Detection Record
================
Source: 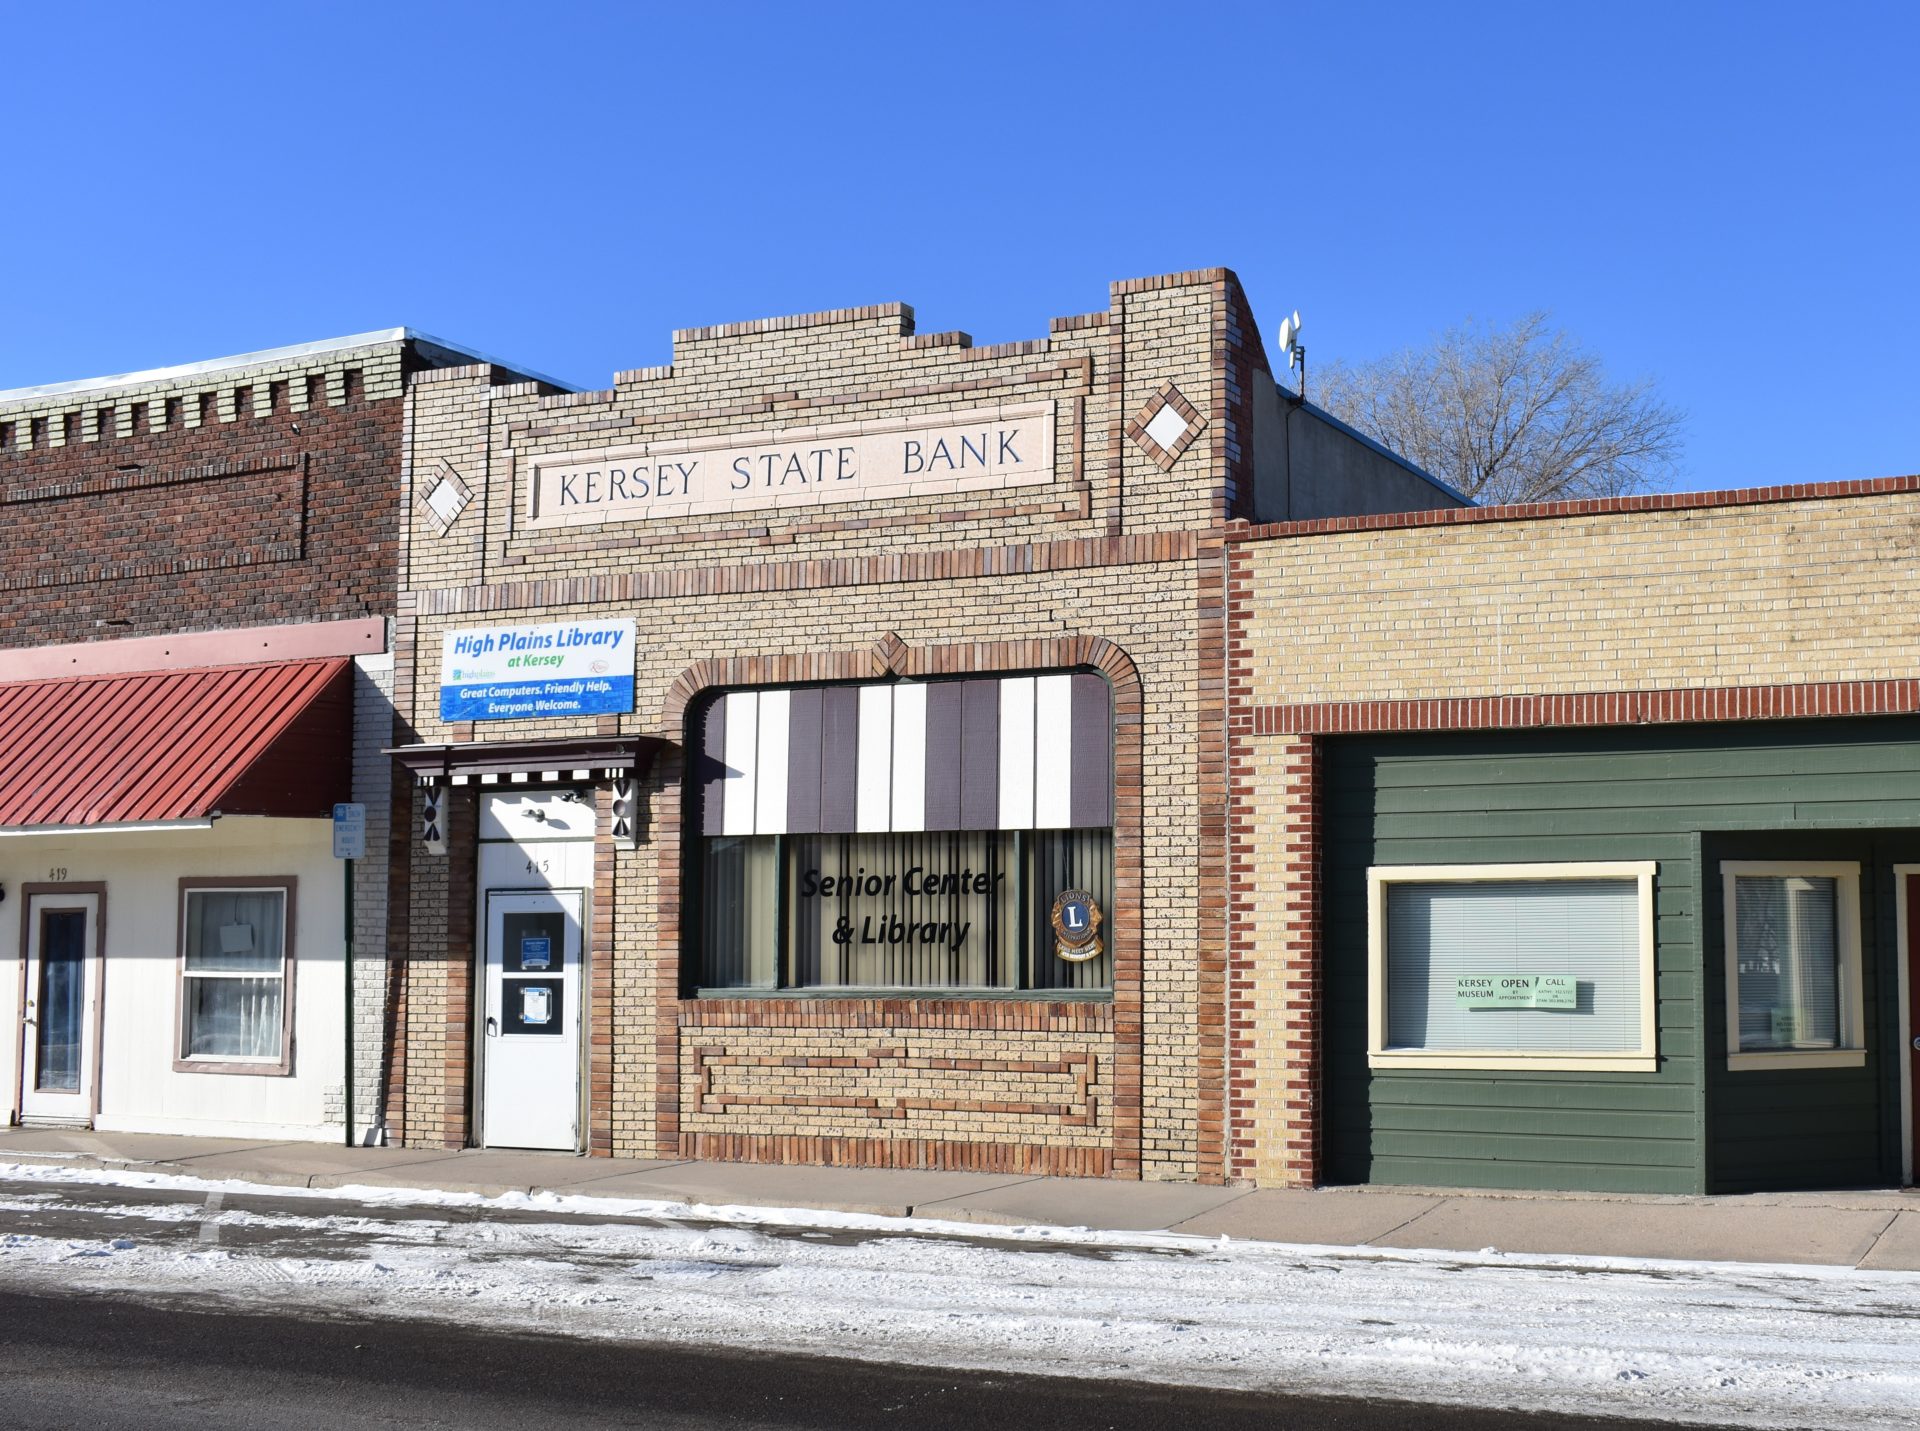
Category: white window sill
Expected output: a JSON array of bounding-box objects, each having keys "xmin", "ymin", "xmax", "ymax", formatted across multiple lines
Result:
[
  {"xmin": 1368, "ymin": 1050, "xmax": 1657, "ymax": 1074},
  {"xmin": 1726, "ymin": 1048, "xmax": 1867, "ymax": 1071}
]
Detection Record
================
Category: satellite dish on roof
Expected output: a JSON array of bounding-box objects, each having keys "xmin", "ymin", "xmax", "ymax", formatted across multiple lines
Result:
[{"xmin": 1278, "ymin": 311, "xmax": 1306, "ymax": 398}]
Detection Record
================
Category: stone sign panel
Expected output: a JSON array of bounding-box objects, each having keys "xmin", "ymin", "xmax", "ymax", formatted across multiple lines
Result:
[{"xmin": 523, "ymin": 401, "xmax": 1054, "ymax": 529}]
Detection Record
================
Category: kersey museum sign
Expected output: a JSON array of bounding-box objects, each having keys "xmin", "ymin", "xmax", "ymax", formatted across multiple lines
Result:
[{"xmin": 524, "ymin": 402, "xmax": 1054, "ymax": 529}]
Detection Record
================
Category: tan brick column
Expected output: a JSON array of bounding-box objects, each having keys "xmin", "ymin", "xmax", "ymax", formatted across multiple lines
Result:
[{"xmin": 1249, "ymin": 734, "xmax": 1320, "ymax": 1187}]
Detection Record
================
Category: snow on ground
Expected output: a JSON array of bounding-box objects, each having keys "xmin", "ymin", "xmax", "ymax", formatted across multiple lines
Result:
[{"xmin": 0, "ymin": 1161, "xmax": 1916, "ymax": 1429}]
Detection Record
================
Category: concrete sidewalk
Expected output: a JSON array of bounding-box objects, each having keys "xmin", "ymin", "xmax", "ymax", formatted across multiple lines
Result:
[{"xmin": 4, "ymin": 1124, "xmax": 1917, "ymax": 1272}]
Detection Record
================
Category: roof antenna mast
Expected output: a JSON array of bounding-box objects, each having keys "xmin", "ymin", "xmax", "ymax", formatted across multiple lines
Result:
[{"xmin": 1278, "ymin": 311, "xmax": 1306, "ymax": 405}]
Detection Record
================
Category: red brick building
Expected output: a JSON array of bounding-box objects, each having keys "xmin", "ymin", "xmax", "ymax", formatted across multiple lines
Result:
[{"xmin": 0, "ymin": 332, "xmax": 546, "ymax": 1140}]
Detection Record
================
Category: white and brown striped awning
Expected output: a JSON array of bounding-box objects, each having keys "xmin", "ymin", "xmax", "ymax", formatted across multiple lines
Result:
[{"xmin": 698, "ymin": 674, "xmax": 1111, "ymax": 836}]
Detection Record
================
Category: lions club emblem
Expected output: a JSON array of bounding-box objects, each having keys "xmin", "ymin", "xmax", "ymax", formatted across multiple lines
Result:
[{"xmin": 1050, "ymin": 889, "xmax": 1104, "ymax": 963}]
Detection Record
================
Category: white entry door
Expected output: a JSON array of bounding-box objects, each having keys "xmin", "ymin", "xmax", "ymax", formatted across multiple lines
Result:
[
  {"xmin": 20, "ymin": 892, "xmax": 100, "ymax": 1124},
  {"xmin": 481, "ymin": 889, "xmax": 583, "ymax": 1150}
]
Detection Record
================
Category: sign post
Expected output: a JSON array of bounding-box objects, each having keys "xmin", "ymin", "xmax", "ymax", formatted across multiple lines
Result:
[{"xmin": 333, "ymin": 803, "xmax": 366, "ymax": 1148}]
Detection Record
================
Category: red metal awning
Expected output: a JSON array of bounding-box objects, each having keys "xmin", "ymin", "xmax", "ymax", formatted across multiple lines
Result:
[{"xmin": 0, "ymin": 657, "xmax": 353, "ymax": 829}]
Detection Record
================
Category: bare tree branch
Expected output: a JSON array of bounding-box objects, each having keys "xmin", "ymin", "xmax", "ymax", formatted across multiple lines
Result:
[{"xmin": 1315, "ymin": 314, "xmax": 1685, "ymax": 505}]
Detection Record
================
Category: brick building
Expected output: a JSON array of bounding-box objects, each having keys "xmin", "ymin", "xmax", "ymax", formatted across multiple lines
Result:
[
  {"xmin": 383, "ymin": 269, "xmax": 1456, "ymax": 1178},
  {"xmin": 1233, "ymin": 482, "xmax": 1920, "ymax": 1194},
  {"xmin": 0, "ymin": 332, "xmax": 543, "ymax": 1141},
  {"xmin": 12, "ymin": 270, "xmax": 1912, "ymax": 1197}
]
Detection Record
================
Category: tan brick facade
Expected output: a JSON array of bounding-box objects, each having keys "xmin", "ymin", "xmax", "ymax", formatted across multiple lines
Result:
[
  {"xmin": 389, "ymin": 271, "xmax": 1280, "ymax": 1180},
  {"xmin": 1231, "ymin": 479, "xmax": 1920, "ymax": 1186},
  {"xmin": 1241, "ymin": 484, "xmax": 1920, "ymax": 709}
]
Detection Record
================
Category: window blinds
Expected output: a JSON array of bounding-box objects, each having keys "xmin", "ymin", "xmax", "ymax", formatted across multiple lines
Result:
[
  {"xmin": 1385, "ymin": 879, "xmax": 1643, "ymax": 1054},
  {"xmin": 698, "ymin": 674, "xmax": 1113, "ymax": 837}
]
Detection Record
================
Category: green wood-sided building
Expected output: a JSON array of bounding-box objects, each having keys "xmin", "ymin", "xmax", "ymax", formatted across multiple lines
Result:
[{"xmin": 1321, "ymin": 719, "xmax": 1916, "ymax": 1194}]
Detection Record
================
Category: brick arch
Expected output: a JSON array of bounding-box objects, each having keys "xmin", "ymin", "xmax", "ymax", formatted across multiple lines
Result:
[
  {"xmin": 651, "ymin": 631, "xmax": 1147, "ymax": 1178},
  {"xmin": 660, "ymin": 631, "xmax": 1143, "ymax": 730}
]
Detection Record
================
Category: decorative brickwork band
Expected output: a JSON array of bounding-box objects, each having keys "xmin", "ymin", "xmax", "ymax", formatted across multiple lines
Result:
[
  {"xmin": 1222, "ymin": 541, "xmax": 1255, "ymax": 1183},
  {"xmin": 678, "ymin": 1133, "xmax": 1112, "ymax": 1177},
  {"xmin": 1227, "ymin": 472, "xmax": 1920, "ymax": 542},
  {"xmin": 1251, "ymin": 679, "xmax": 1920, "ymax": 736},
  {"xmin": 683, "ymin": 997, "xmax": 1114, "ymax": 1030},
  {"xmin": 409, "ymin": 533, "xmax": 1199, "ymax": 622},
  {"xmin": 691, "ymin": 1047, "xmax": 1099, "ymax": 1126}
]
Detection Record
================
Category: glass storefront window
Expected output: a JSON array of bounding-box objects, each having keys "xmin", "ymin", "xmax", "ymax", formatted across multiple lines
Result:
[
  {"xmin": 696, "ymin": 829, "xmax": 1112, "ymax": 994},
  {"xmin": 1365, "ymin": 862, "xmax": 1660, "ymax": 1072},
  {"xmin": 1731, "ymin": 873, "xmax": 1841, "ymax": 1051},
  {"xmin": 1720, "ymin": 862, "xmax": 1864, "ymax": 1068},
  {"xmin": 700, "ymin": 836, "xmax": 779, "ymax": 989}
]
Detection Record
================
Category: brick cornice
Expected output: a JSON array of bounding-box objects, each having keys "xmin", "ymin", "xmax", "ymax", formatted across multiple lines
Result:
[
  {"xmin": 404, "ymin": 531, "xmax": 1199, "ymax": 619},
  {"xmin": 512, "ymin": 357, "xmax": 1094, "ymax": 444},
  {"xmin": 1251, "ymin": 679, "xmax": 1920, "ymax": 736},
  {"xmin": 1226, "ymin": 473, "xmax": 1920, "ymax": 543},
  {"xmin": 672, "ymin": 301, "xmax": 913, "ymax": 346},
  {"xmin": 1109, "ymin": 267, "xmax": 1240, "ymax": 298}
]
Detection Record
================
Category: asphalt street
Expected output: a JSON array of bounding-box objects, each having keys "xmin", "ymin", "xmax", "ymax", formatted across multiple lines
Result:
[{"xmin": 0, "ymin": 1289, "xmax": 1697, "ymax": 1431}]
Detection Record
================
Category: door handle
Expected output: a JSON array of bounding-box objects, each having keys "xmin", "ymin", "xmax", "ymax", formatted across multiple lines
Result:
[{"xmin": 486, "ymin": 1016, "xmax": 499, "ymax": 1038}]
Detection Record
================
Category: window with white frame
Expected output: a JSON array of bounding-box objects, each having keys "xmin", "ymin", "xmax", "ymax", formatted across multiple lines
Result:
[
  {"xmin": 1368, "ymin": 862, "xmax": 1659, "ymax": 1072},
  {"xmin": 179, "ymin": 882, "xmax": 293, "ymax": 1068},
  {"xmin": 1721, "ymin": 861, "xmax": 1864, "ymax": 1070}
]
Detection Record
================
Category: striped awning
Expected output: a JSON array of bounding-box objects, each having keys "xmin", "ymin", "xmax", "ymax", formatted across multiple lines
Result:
[{"xmin": 698, "ymin": 674, "xmax": 1112, "ymax": 837}]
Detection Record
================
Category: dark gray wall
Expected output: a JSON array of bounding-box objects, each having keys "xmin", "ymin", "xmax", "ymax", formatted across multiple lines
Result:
[{"xmin": 1249, "ymin": 369, "xmax": 1467, "ymax": 522}]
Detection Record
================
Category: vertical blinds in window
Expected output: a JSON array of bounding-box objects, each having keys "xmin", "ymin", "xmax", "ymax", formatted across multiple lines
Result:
[
  {"xmin": 1386, "ymin": 879, "xmax": 1643, "ymax": 1053},
  {"xmin": 697, "ymin": 675, "xmax": 1112, "ymax": 836}
]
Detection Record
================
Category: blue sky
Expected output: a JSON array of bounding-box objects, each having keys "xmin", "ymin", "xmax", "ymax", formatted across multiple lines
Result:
[{"xmin": 2, "ymin": 2, "xmax": 1912, "ymax": 491}]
